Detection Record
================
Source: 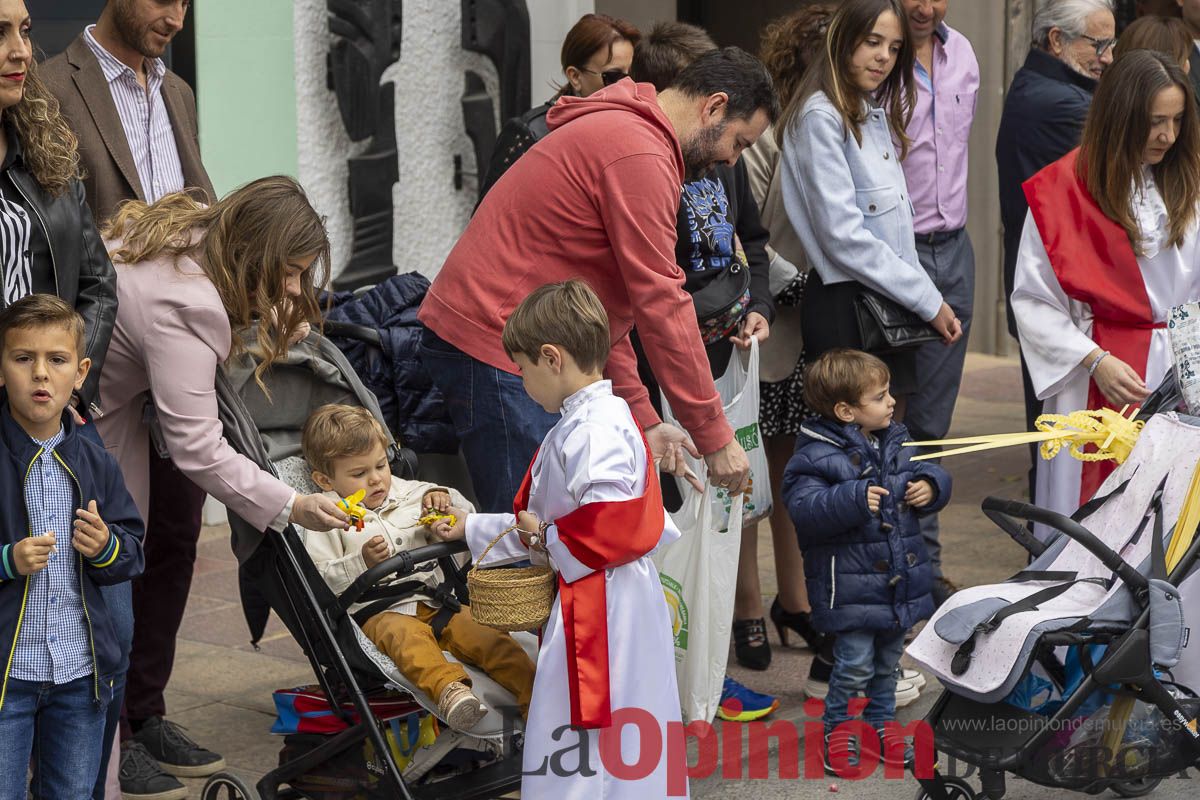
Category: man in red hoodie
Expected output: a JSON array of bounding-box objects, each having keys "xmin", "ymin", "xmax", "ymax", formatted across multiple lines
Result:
[{"xmin": 419, "ymin": 48, "xmax": 779, "ymax": 513}]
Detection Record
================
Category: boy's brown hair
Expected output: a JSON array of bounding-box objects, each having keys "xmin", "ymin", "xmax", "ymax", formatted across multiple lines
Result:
[
  {"xmin": 302, "ymin": 404, "xmax": 390, "ymax": 477},
  {"xmin": 0, "ymin": 294, "xmax": 86, "ymax": 356},
  {"xmin": 803, "ymin": 348, "xmax": 890, "ymax": 419},
  {"xmin": 502, "ymin": 280, "xmax": 611, "ymax": 373}
]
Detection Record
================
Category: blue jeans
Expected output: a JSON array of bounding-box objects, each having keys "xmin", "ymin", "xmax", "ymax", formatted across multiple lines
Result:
[
  {"xmin": 0, "ymin": 675, "xmax": 106, "ymax": 800},
  {"xmin": 93, "ymin": 583, "xmax": 132, "ymax": 799},
  {"xmin": 419, "ymin": 328, "xmax": 559, "ymax": 513},
  {"xmin": 823, "ymin": 628, "xmax": 907, "ymax": 735}
]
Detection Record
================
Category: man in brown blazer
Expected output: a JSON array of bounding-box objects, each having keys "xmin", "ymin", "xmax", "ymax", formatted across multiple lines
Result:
[
  {"xmin": 42, "ymin": 8, "xmax": 212, "ymax": 225},
  {"xmin": 42, "ymin": 3, "xmax": 220, "ymax": 800}
]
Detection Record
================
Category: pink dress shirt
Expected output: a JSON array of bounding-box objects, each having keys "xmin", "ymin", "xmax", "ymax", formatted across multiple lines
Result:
[{"xmin": 900, "ymin": 24, "xmax": 980, "ymax": 234}]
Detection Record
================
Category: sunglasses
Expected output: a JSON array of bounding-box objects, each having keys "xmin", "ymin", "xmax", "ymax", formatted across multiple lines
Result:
[
  {"xmin": 581, "ymin": 68, "xmax": 628, "ymax": 86},
  {"xmin": 1079, "ymin": 33, "xmax": 1117, "ymax": 57}
]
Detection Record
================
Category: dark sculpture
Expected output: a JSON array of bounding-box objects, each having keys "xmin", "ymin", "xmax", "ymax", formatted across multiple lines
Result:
[
  {"xmin": 458, "ymin": 0, "xmax": 531, "ymax": 198},
  {"xmin": 461, "ymin": 0, "xmax": 531, "ymax": 124},
  {"xmin": 456, "ymin": 71, "xmax": 496, "ymax": 193},
  {"xmin": 327, "ymin": 0, "xmax": 403, "ymax": 290}
]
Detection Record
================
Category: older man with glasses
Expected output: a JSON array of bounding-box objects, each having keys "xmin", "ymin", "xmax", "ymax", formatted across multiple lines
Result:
[{"xmin": 995, "ymin": 0, "xmax": 1115, "ymax": 508}]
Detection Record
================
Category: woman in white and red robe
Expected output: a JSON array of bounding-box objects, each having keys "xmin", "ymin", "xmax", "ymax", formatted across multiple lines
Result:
[{"xmin": 1013, "ymin": 50, "xmax": 1200, "ymax": 533}]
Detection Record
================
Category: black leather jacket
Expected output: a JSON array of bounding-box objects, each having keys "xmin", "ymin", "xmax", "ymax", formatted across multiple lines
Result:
[{"xmin": 1, "ymin": 143, "xmax": 116, "ymax": 410}]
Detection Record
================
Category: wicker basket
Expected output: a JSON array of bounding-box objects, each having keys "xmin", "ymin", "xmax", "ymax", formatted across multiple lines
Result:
[{"xmin": 467, "ymin": 525, "xmax": 556, "ymax": 631}]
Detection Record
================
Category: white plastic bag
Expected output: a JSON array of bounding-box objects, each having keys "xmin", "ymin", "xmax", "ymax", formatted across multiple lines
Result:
[
  {"xmin": 655, "ymin": 472, "xmax": 743, "ymax": 723},
  {"xmin": 663, "ymin": 336, "xmax": 772, "ymax": 525}
]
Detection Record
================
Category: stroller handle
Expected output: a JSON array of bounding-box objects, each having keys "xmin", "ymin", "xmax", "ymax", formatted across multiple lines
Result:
[
  {"xmin": 335, "ymin": 540, "xmax": 470, "ymax": 616},
  {"xmin": 981, "ymin": 497, "xmax": 1149, "ymax": 594},
  {"xmin": 322, "ymin": 319, "xmax": 384, "ymax": 348}
]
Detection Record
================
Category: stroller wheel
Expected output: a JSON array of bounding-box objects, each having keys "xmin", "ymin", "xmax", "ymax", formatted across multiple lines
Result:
[
  {"xmin": 201, "ymin": 772, "xmax": 258, "ymax": 800},
  {"xmin": 1110, "ymin": 777, "xmax": 1163, "ymax": 798},
  {"xmin": 913, "ymin": 776, "xmax": 977, "ymax": 800}
]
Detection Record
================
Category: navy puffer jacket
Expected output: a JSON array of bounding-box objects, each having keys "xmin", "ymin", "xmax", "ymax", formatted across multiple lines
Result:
[
  {"xmin": 325, "ymin": 274, "xmax": 458, "ymax": 454},
  {"xmin": 782, "ymin": 417, "xmax": 951, "ymax": 634}
]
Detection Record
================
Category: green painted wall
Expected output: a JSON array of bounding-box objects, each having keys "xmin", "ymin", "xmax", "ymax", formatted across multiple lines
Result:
[{"xmin": 193, "ymin": 0, "xmax": 297, "ymax": 198}]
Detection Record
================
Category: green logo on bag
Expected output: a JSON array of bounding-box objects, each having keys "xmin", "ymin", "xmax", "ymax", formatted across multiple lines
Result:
[
  {"xmin": 735, "ymin": 422, "xmax": 760, "ymax": 452},
  {"xmin": 660, "ymin": 573, "xmax": 688, "ymax": 650}
]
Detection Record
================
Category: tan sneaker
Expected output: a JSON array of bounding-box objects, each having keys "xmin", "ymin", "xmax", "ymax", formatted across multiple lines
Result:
[{"xmin": 438, "ymin": 681, "xmax": 487, "ymax": 731}]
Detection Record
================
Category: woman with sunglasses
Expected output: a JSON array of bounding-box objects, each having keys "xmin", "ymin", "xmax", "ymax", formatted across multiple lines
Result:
[{"xmin": 476, "ymin": 13, "xmax": 639, "ymax": 201}]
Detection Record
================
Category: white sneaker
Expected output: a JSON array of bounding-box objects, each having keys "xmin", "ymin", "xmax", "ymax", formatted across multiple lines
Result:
[
  {"xmin": 438, "ymin": 681, "xmax": 487, "ymax": 732},
  {"xmin": 898, "ymin": 667, "xmax": 926, "ymax": 691},
  {"xmin": 804, "ymin": 677, "xmax": 920, "ymax": 707},
  {"xmin": 894, "ymin": 677, "xmax": 920, "ymax": 708}
]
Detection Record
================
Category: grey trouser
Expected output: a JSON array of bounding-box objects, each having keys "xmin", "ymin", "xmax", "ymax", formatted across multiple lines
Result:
[{"xmin": 904, "ymin": 228, "xmax": 975, "ymax": 577}]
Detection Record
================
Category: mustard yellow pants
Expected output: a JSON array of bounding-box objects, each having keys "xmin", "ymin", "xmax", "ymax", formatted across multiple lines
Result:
[{"xmin": 361, "ymin": 602, "xmax": 535, "ymax": 718}]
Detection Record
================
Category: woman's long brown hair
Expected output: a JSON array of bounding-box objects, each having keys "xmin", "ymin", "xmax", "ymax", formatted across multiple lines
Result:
[
  {"xmin": 775, "ymin": 0, "xmax": 915, "ymax": 158},
  {"xmin": 103, "ymin": 176, "xmax": 330, "ymax": 390},
  {"xmin": 1078, "ymin": 49, "xmax": 1200, "ymax": 253},
  {"xmin": 8, "ymin": 55, "xmax": 81, "ymax": 197}
]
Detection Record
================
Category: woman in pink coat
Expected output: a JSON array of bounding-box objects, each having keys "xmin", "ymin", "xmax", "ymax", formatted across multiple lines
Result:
[
  {"xmin": 93, "ymin": 177, "xmax": 352, "ymax": 793},
  {"xmin": 97, "ymin": 176, "xmax": 351, "ymax": 534}
]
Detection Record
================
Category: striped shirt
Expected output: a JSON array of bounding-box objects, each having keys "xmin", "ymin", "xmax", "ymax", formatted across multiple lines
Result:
[
  {"xmin": 11, "ymin": 427, "xmax": 93, "ymax": 684},
  {"xmin": 0, "ymin": 182, "xmax": 32, "ymax": 307},
  {"xmin": 83, "ymin": 25, "xmax": 185, "ymax": 203}
]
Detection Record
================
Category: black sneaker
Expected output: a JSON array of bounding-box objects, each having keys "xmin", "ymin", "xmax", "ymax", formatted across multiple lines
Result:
[
  {"xmin": 877, "ymin": 727, "xmax": 916, "ymax": 770},
  {"xmin": 119, "ymin": 741, "xmax": 188, "ymax": 800},
  {"xmin": 823, "ymin": 732, "xmax": 861, "ymax": 776},
  {"xmin": 134, "ymin": 716, "xmax": 227, "ymax": 777}
]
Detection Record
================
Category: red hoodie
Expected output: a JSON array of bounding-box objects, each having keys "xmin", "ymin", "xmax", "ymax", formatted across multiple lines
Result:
[{"xmin": 419, "ymin": 80, "xmax": 731, "ymax": 453}]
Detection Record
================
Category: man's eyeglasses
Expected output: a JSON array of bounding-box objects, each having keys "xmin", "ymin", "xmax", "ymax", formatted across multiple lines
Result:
[
  {"xmin": 1079, "ymin": 34, "xmax": 1117, "ymax": 57},
  {"xmin": 581, "ymin": 68, "xmax": 628, "ymax": 86}
]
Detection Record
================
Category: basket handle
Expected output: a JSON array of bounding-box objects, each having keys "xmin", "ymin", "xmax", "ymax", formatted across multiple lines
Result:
[{"xmin": 471, "ymin": 523, "xmax": 522, "ymax": 571}]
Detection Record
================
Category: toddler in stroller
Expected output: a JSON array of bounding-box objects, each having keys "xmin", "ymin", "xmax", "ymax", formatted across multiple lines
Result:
[
  {"xmin": 295, "ymin": 403, "xmax": 535, "ymax": 731},
  {"xmin": 202, "ymin": 329, "xmax": 531, "ymax": 800}
]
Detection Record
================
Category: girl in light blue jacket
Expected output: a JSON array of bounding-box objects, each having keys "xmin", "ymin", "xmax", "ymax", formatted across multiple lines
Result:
[{"xmin": 779, "ymin": 0, "xmax": 961, "ymax": 409}]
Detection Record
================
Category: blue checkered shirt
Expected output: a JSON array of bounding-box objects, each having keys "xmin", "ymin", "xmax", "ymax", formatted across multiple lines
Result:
[{"xmin": 11, "ymin": 427, "xmax": 92, "ymax": 684}]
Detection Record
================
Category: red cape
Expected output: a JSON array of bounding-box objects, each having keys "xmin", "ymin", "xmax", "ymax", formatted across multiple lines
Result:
[{"xmin": 512, "ymin": 432, "xmax": 665, "ymax": 728}]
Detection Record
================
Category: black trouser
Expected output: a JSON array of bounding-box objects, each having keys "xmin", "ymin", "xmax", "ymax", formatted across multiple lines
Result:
[{"xmin": 120, "ymin": 446, "xmax": 207, "ymax": 739}]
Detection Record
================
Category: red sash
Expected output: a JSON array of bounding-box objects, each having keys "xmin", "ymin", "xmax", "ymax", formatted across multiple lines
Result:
[
  {"xmin": 1023, "ymin": 149, "xmax": 1164, "ymax": 502},
  {"xmin": 512, "ymin": 433, "xmax": 665, "ymax": 729}
]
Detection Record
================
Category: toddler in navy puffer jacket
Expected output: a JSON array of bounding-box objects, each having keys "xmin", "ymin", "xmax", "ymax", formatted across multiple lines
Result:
[{"xmin": 782, "ymin": 348, "xmax": 951, "ymax": 768}]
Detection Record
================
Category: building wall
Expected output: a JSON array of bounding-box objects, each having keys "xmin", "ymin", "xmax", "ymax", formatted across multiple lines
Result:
[
  {"xmin": 194, "ymin": 0, "xmax": 298, "ymax": 198},
  {"xmin": 292, "ymin": 0, "xmax": 587, "ymax": 283}
]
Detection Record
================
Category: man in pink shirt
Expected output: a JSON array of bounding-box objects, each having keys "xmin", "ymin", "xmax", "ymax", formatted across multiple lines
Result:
[
  {"xmin": 419, "ymin": 48, "xmax": 778, "ymax": 513},
  {"xmin": 898, "ymin": 0, "xmax": 979, "ymax": 607}
]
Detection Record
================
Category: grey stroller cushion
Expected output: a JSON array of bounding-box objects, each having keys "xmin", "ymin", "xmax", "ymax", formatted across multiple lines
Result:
[
  {"xmin": 276, "ymin": 456, "xmax": 321, "ymax": 494},
  {"xmin": 1148, "ymin": 578, "xmax": 1185, "ymax": 669},
  {"xmin": 934, "ymin": 597, "xmax": 1012, "ymax": 645},
  {"xmin": 908, "ymin": 414, "xmax": 1200, "ymax": 703}
]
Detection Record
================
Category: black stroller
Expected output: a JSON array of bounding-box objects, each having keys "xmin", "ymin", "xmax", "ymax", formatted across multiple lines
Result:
[
  {"xmin": 908, "ymin": 378, "xmax": 1200, "ymax": 800},
  {"xmin": 195, "ymin": 326, "xmax": 525, "ymax": 800}
]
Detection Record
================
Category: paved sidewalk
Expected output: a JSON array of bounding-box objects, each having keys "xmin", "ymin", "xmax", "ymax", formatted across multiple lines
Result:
[{"xmin": 168, "ymin": 354, "xmax": 1191, "ymax": 798}]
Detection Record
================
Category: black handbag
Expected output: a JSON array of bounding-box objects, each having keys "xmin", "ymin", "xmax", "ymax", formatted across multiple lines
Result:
[
  {"xmin": 691, "ymin": 260, "xmax": 752, "ymax": 344},
  {"xmin": 854, "ymin": 289, "xmax": 940, "ymax": 353}
]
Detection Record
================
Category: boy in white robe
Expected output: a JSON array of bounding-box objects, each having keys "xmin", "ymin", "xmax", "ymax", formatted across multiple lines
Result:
[{"xmin": 434, "ymin": 280, "xmax": 687, "ymax": 798}]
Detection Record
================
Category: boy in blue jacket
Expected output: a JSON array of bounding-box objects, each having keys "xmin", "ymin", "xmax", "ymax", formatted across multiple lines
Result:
[
  {"xmin": 0, "ymin": 295, "xmax": 144, "ymax": 798},
  {"xmin": 782, "ymin": 348, "xmax": 950, "ymax": 774}
]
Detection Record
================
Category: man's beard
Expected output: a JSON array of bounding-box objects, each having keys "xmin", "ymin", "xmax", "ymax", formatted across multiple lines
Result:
[
  {"xmin": 681, "ymin": 121, "xmax": 727, "ymax": 181},
  {"xmin": 1061, "ymin": 49, "xmax": 1095, "ymax": 80},
  {"xmin": 113, "ymin": 0, "xmax": 170, "ymax": 59}
]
